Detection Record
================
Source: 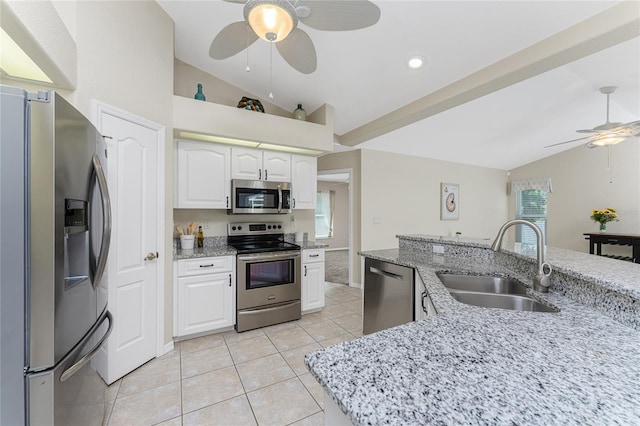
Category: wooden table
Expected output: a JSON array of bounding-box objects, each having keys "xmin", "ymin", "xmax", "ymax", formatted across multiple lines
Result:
[{"xmin": 583, "ymin": 233, "xmax": 640, "ymax": 263}]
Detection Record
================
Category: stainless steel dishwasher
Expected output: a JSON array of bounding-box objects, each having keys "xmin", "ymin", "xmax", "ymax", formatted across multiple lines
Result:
[{"xmin": 363, "ymin": 258, "xmax": 414, "ymax": 334}]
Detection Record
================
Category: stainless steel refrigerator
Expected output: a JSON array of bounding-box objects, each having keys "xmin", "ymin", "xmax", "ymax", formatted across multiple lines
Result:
[{"xmin": 0, "ymin": 85, "xmax": 113, "ymax": 425}]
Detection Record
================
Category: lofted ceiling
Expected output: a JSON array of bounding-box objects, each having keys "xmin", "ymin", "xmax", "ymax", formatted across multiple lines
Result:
[{"xmin": 158, "ymin": 0, "xmax": 640, "ymax": 170}]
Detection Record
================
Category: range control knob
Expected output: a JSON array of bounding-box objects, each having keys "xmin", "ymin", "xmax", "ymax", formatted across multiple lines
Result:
[
  {"xmin": 267, "ymin": 225, "xmax": 272, "ymax": 229},
  {"xmin": 231, "ymin": 226, "xmax": 237, "ymax": 231},
  {"xmin": 238, "ymin": 226, "xmax": 242, "ymax": 231},
  {"xmin": 277, "ymin": 225, "xmax": 282, "ymax": 229}
]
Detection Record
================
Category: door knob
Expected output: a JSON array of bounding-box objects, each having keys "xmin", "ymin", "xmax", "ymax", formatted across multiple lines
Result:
[{"xmin": 144, "ymin": 252, "xmax": 158, "ymax": 261}]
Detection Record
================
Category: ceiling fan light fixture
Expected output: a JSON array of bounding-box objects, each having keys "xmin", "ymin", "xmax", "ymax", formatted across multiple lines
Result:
[
  {"xmin": 245, "ymin": 0, "xmax": 297, "ymax": 42},
  {"xmin": 588, "ymin": 135, "xmax": 625, "ymax": 148}
]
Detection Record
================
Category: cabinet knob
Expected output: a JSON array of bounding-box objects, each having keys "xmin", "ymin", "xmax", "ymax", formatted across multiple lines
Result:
[
  {"xmin": 259, "ymin": 169, "xmax": 262, "ymax": 180},
  {"xmin": 226, "ymin": 196, "xmax": 229, "ymax": 208},
  {"xmin": 229, "ymin": 274, "xmax": 232, "ymax": 286},
  {"xmin": 265, "ymin": 169, "xmax": 268, "ymax": 180},
  {"xmin": 304, "ymin": 265, "xmax": 307, "ymax": 277},
  {"xmin": 293, "ymin": 198, "xmax": 296, "ymax": 208}
]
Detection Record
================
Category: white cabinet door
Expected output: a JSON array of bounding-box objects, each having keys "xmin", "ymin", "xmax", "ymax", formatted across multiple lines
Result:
[
  {"xmin": 231, "ymin": 147, "xmax": 262, "ymax": 180},
  {"xmin": 263, "ymin": 151, "xmax": 291, "ymax": 182},
  {"xmin": 176, "ymin": 141, "xmax": 230, "ymax": 209},
  {"xmin": 302, "ymin": 249, "xmax": 325, "ymax": 313},
  {"xmin": 291, "ymin": 154, "xmax": 317, "ymax": 209},
  {"xmin": 177, "ymin": 271, "xmax": 235, "ymax": 336}
]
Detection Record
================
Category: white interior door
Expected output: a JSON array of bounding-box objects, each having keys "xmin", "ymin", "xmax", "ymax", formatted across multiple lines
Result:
[{"xmin": 94, "ymin": 105, "xmax": 163, "ymax": 384}]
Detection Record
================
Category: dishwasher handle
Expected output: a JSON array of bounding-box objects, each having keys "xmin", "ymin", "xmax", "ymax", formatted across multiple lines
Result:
[{"xmin": 369, "ymin": 266, "xmax": 404, "ymax": 280}]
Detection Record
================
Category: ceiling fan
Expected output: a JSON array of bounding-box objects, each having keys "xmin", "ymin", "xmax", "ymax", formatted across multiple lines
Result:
[
  {"xmin": 545, "ymin": 86, "xmax": 640, "ymax": 149},
  {"xmin": 209, "ymin": 0, "xmax": 381, "ymax": 74}
]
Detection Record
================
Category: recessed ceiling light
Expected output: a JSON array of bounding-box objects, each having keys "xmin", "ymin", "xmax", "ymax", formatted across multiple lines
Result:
[{"xmin": 407, "ymin": 55, "xmax": 425, "ymax": 70}]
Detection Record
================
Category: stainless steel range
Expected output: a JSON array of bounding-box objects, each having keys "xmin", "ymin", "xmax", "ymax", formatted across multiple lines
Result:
[{"xmin": 228, "ymin": 222, "xmax": 301, "ymax": 332}]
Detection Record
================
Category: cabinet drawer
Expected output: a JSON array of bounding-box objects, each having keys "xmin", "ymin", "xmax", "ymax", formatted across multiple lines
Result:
[
  {"xmin": 303, "ymin": 249, "xmax": 325, "ymax": 263},
  {"xmin": 178, "ymin": 256, "xmax": 234, "ymax": 277}
]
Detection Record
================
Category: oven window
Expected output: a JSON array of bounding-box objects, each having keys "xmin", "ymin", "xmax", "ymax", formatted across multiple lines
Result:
[
  {"xmin": 246, "ymin": 259, "xmax": 294, "ymax": 289},
  {"xmin": 237, "ymin": 189, "xmax": 277, "ymax": 209}
]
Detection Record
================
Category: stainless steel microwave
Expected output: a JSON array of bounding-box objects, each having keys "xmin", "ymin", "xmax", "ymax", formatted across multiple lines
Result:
[{"xmin": 231, "ymin": 179, "xmax": 292, "ymax": 214}]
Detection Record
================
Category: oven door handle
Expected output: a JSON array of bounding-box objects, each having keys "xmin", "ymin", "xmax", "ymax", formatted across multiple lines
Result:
[
  {"xmin": 241, "ymin": 300, "xmax": 300, "ymax": 315},
  {"xmin": 238, "ymin": 251, "xmax": 301, "ymax": 262}
]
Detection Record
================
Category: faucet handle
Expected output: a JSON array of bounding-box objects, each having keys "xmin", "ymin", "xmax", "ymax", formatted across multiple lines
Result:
[{"xmin": 542, "ymin": 262, "xmax": 552, "ymax": 277}]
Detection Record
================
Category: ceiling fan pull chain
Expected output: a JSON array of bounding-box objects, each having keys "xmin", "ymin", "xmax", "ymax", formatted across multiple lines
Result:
[
  {"xmin": 245, "ymin": 26, "xmax": 251, "ymax": 72},
  {"xmin": 269, "ymin": 42, "xmax": 274, "ymax": 99},
  {"xmin": 607, "ymin": 145, "xmax": 613, "ymax": 184}
]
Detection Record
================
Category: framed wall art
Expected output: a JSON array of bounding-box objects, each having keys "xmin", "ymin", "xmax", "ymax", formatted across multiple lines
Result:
[{"xmin": 440, "ymin": 183, "xmax": 459, "ymax": 220}]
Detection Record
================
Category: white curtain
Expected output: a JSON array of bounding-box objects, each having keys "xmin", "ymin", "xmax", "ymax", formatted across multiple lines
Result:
[{"xmin": 508, "ymin": 177, "xmax": 553, "ymax": 195}]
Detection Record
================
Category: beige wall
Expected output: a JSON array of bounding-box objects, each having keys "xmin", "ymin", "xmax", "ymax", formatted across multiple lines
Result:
[
  {"xmin": 509, "ymin": 140, "xmax": 640, "ymax": 254},
  {"xmin": 360, "ymin": 149, "xmax": 509, "ymax": 251},
  {"xmin": 174, "ymin": 59, "xmax": 291, "ymax": 118},
  {"xmin": 318, "ymin": 150, "xmax": 362, "ymax": 283},
  {"xmin": 317, "ymin": 181, "xmax": 350, "ymax": 249}
]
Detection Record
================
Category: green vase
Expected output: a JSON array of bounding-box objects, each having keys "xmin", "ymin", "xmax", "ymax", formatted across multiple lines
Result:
[
  {"xmin": 194, "ymin": 83, "xmax": 205, "ymax": 101},
  {"xmin": 599, "ymin": 223, "xmax": 606, "ymax": 232}
]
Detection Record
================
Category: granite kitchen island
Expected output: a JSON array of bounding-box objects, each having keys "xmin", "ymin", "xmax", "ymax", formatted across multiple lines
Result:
[{"xmin": 305, "ymin": 235, "xmax": 640, "ymax": 425}]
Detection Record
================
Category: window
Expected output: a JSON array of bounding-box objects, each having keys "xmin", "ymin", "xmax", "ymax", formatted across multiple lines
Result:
[
  {"xmin": 315, "ymin": 190, "xmax": 334, "ymax": 239},
  {"xmin": 516, "ymin": 189, "xmax": 548, "ymax": 245}
]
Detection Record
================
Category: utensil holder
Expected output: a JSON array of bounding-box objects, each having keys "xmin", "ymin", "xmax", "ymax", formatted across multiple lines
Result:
[{"xmin": 180, "ymin": 235, "xmax": 195, "ymax": 250}]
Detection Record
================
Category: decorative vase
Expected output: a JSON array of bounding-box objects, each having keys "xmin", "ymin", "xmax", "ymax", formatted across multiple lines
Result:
[
  {"xmin": 194, "ymin": 83, "xmax": 205, "ymax": 101},
  {"xmin": 292, "ymin": 104, "xmax": 306, "ymax": 121},
  {"xmin": 599, "ymin": 223, "xmax": 606, "ymax": 232}
]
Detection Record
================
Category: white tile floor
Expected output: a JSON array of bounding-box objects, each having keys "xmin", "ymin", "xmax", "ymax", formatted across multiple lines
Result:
[{"xmin": 105, "ymin": 282, "xmax": 362, "ymax": 426}]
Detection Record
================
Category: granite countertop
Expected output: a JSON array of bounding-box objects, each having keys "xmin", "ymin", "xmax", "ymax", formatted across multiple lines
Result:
[
  {"xmin": 293, "ymin": 241, "xmax": 329, "ymax": 250},
  {"xmin": 305, "ymin": 246, "xmax": 640, "ymax": 425},
  {"xmin": 173, "ymin": 245, "xmax": 236, "ymax": 260}
]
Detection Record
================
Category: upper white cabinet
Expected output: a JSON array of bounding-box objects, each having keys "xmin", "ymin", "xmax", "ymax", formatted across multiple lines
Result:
[
  {"xmin": 291, "ymin": 154, "xmax": 317, "ymax": 210},
  {"xmin": 231, "ymin": 147, "xmax": 291, "ymax": 182},
  {"xmin": 176, "ymin": 140, "xmax": 230, "ymax": 209}
]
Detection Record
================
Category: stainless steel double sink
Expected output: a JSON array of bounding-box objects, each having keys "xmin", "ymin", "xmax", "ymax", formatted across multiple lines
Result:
[{"xmin": 437, "ymin": 273, "xmax": 558, "ymax": 313}]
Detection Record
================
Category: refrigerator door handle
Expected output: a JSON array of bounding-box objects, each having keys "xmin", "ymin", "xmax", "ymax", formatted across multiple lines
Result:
[
  {"xmin": 89, "ymin": 154, "xmax": 112, "ymax": 291},
  {"xmin": 60, "ymin": 310, "xmax": 113, "ymax": 382}
]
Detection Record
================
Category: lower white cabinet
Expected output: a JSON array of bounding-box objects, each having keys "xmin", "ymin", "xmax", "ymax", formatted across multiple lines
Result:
[
  {"xmin": 302, "ymin": 249, "xmax": 325, "ymax": 313},
  {"xmin": 174, "ymin": 256, "xmax": 235, "ymax": 337}
]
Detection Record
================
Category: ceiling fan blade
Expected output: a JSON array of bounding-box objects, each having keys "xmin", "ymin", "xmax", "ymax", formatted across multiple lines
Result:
[
  {"xmin": 223, "ymin": 0, "xmax": 247, "ymax": 3},
  {"xmin": 276, "ymin": 28, "xmax": 317, "ymax": 74},
  {"xmin": 544, "ymin": 136, "xmax": 590, "ymax": 148},
  {"xmin": 297, "ymin": 0, "xmax": 380, "ymax": 31},
  {"xmin": 576, "ymin": 129, "xmax": 596, "ymax": 134},
  {"xmin": 209, "ymin": 21, "xmax": 258, "ymax": 60}
]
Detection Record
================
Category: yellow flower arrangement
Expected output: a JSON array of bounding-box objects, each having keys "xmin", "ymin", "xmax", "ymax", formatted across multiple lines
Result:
[{"xmin": 590, "ymin": 208, "xmax": 619, "ymax": 225}]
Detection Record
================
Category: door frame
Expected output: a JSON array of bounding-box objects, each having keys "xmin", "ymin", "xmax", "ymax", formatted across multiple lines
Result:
[
  {"xmin": 91, "ymin": 100, "xmax": 168, "ymax": 357},
  {"xmin": 317, "ymin": 168, "xmax": 354, "ymax": 287}
]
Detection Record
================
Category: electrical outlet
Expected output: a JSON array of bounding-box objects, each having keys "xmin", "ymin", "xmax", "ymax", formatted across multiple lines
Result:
[
  {"xmin": 373, "ymin": 217, "xmax": 382, "ymax": 224},
  {"xmin": 203, "ymin": 220, "xmax": 210, "ymax": 229},
  {"xmin": 433, "ymin": 245, "xmax": 444, "ymax": 254}
]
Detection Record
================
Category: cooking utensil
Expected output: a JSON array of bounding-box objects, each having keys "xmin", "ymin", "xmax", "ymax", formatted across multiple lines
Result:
[
  {"xmin": 175, "ymin": 225, "xmax": 185, "ymax": 235},
  {"xmin": 187, "ymin": 221, "xmax": 194, "ymax": 235}
]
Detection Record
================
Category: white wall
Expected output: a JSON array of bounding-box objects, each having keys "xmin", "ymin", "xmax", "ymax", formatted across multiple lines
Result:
[
  {"xmin": 360, "ymin": 149, "xmax": 509, "ymax": 251},
  {"xmin": 173, "ymin": 209, "xmax": 315, "ymax": 241},
  {"xmin": 509, "ymin": 140, "xmax": 640, "ymax": 254}
]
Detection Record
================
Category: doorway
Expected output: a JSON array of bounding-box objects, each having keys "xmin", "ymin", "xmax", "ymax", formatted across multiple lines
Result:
[{"xmin": 316, "ymin": 170, "xmax": 352, "ymax": 286}]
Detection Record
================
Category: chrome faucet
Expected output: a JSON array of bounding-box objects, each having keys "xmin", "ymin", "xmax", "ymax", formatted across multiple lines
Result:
[{"xmin": 491, "ymin": 219, "xmax": 552, "ymax": 292}]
